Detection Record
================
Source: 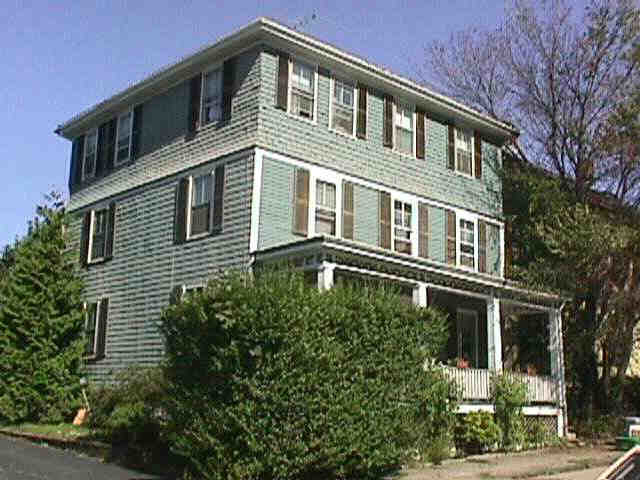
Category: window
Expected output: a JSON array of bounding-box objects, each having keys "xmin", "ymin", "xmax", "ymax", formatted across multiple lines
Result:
[
  {"xmin": 90, "ymin": 209, "xmax": 108, "ymax": 261},
  {"xmin": 315, "ymin": 180, "xmax": 336, "ymax": 235},
  {"xmin": 82, "ymin": 129, "xmax": 98, "ymax": 180},
  {"xmin": 395, "ymin": 102, "xmax": 413, "ymax": 155},
  {"xmin": 459, "ymin": 219, "xmax": 475, "ymax": 268},
  {"xmin": 189, "ymin": 173, "xmax": 213, "ymax": 237},
  {"xmin": 85, "ymin": 303, "xmax": 98, "ymax": 357},
  {"xmin": 331, "ymin": 79, "xmax": 355, "ymax": 135},
  {"xmin": 393, "ymin": 200, "xmax": 412, "ymax": 254},
  {"xmin": 202, "ymin": 68, "xmax": 222, "ymax": 125},
  {"xmin": 455, "ymin": 128, "xmax": 473, "ymax": 175},
  {"xmin": 115, "ymin": 111, "xmax": 133, "ymax": 165},
  {"xmin": 457, "ymin": 309, "xmax": 479, "ymax": 368},
  {"xmin": 290, "ymin": 60, "xmax": 315, "ymax": 120}
]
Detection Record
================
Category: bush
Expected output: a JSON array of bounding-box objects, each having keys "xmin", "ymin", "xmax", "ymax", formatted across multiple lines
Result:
[
  {"xmin": 88, "ymin": 367, "xmax": 166, "ymax": 446},
  {"xmin": 455, "ymin": 411, "xmax": 502, "ymax": 454},
  {"xmin": 491, "ymin": 373, "xmax": 527, "ymax": 450},
  {"xmin": 160, "ymin": 269, "xmax": 456, "ymax": 480}
]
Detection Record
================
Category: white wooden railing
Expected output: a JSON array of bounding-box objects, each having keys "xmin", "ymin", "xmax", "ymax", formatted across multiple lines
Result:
[{"xmin": 442, "ymin": 366, "xmax": 557, "ymax": 404}]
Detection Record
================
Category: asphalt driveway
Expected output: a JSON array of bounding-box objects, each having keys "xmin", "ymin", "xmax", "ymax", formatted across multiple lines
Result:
[{"xmin": 0, "ymin": 434, "xmax": 167, "ymax": 480}]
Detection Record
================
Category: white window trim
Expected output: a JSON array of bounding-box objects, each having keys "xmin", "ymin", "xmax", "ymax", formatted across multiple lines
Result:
[
  {"xmin": 114, "ymin": 110, "xmax": 134, "ymax": 167},
  {"xmin": 393, "ymin": 100, "xmax": 416, "ymax": 158},
  {"xmin": 287, "ymin": 57, "xmax": 319, "ymax": 124},
  {"xmin": 200, "ymin": 63, "xmax": 224, "ymax": 128},
  {"xmin": 82, "ymin": 128, "xmax": 99, "ymax": 182},
  {"xmin": 454, "ymin": 127, "xmax": 475, "ymax": 178},
  {"xmin": 314, "ymin": 179, "xmax": 338, "ymax": 236},
  {"xmin": 457, "ymin": 308, "xmax": 480, "ymax": 367},
  {"xmin": 457, "ymin": 214, "xmax": 477, "ymax": 272},
  {"xmin": 391, "ymin": 197, "xmax": 417, "ymax": 256},
  {"xmin": 309, "ymin": 170, "xmax": 341, "ymax": 238},
  {"xmin": 328, "ymin": 76, "xmax": 357, "ymax": 138},
  {"xmin": 83, "ymin": 301, "xmax": 101, "ymax": 360},
  {"xmin": 87, "ymin": 208, "xmax": 108, "ymax": 264},
  {"xmin": 186, "ymin": 170, "xmax": 215, "ymax": 241}
]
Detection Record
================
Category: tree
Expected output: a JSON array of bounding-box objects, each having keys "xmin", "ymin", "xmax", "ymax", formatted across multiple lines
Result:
[
  {"xmin": 0, "ymin": 191, "xmax": 85, "ymax": 423},
  {"xmin": 423, "ymin": 0, "xmax": 640, "ymax": 417}
]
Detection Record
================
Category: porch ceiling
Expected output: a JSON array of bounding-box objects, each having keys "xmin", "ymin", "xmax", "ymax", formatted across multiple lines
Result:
[{"xmin": 254, "ymin": 236, "xmax": 563, "ymax": 308}]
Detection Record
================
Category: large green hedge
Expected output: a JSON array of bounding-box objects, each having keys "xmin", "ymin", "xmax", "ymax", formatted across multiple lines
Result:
[{"xmin": 160, "ymin": 269, "xmax": 457, "ymax": 480}]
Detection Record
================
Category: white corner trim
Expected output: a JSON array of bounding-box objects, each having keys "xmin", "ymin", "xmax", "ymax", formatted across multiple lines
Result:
[{"xmin": 249, "ymin": 149, "xmax": 263, "ymax": 252}]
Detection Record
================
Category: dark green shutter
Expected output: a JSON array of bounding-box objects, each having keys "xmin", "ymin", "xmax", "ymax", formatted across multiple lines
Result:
[
  {"xmin": 131, "ymin": 104, "xmax": 143, "ymax": 160},
  {"xmin": 212, "ymin": 164, "xmax": 225, "ymax": 233},
  {"xmin": 188, "ymin": 74, "xmax": 202, "ymax": 133},
  {"xmin": 356, "ymin": 85, "xmax": 367, "ymax": 139},
  {"xmin": 447, "ymin": 125, "xmax": 455, "ymax": 170},
  {"xmin": 69, "ymin": 135, "xmax": 84, "ymax": 193},
  {"xmin": 379, "ymin": 191, "xmax": 391, "ymax": 249},
  {"xmin": 104, "ymin": 202, "xmax": 116, "ymax": 260},
  {"xmin": 446, "ymin": 209, "xmax": 456, "ymax": 265},
  {"xmin": 416, "ymin": 110, "xmax": 426, "ymax": 159},
  {"xmin": 96, "ymin": 298, "xmax": 109, "ymax": 359},
  {"xmin": 105, "ymin": 118, "xmax": 117, "ymax": 171},
  {"xmin": 342, "ymin": 181, "xmax": 355, "ymax": 240},
  {"xmin": 478, "ymin": 220, "xmax": 487, "ymax": 273},
  {"xmin": 383, "ymin": 95, "xmax": 393, "ymax": 148},
  {"xmin": 222, "ymin": 57, "xmax": 236, "ymax": 122},
  {"xmin": 276, "ymin": 53, "xmax": 289, "ymax": 110},
  {"xmin": 418, "ymin": 203, "xmax": 429, "ymax": 258},
  {"xmin": 80, "ymin": 211, "xmax": 91, "ymax": 267},
  {"xmin": 95, "ymin": 122, "xmax": 107, "ymax": 177},
  {"xmin": 474, "ymin": 133, "xmax": 482, "ymax": 179},
  {"xmin": 175, "ymin": 178, "xmax": 189, "ymax": 244}
]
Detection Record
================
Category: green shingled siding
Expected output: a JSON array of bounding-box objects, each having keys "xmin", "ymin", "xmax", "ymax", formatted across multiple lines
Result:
[
  {"xmin": 257, "ymin": 49, "xmax": 503, "ymax": 219},
  {"xmin": 70, "ymin": 153, "xmax": 254, "ymax": 382}
]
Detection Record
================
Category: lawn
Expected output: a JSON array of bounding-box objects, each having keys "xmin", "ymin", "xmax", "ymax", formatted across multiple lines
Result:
[{"xmin": 0, "ymin": 423, "xmax": 91, "ymax": 441}]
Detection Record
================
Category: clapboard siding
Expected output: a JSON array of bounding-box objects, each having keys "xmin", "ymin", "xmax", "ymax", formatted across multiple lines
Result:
[
  {"xmin": 68, "ymin": 48, "xmax": 261, "ymax": 212},
  {"xmin": 71, "ymin": 154, "xmax": 253, "ymax": 381},
  {"xmin": 257, "ymin": 50, "xmax": 502, "ymax": 219}
]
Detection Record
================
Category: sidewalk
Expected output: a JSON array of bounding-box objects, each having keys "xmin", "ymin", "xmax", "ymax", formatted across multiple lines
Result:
[{"xmin": 403, "ymin": 445, "xmax": 621, "ymax": 480}]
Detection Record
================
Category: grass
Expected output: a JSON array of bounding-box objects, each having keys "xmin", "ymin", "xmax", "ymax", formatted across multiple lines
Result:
[{"xmin": 0, "ymin": 422, "xmax": 91, "ymax": 441}]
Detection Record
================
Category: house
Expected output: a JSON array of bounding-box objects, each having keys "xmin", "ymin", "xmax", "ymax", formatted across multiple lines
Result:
[{"xmin": 54, "ymin": 18, "xmax": 567, "ymax": 436}]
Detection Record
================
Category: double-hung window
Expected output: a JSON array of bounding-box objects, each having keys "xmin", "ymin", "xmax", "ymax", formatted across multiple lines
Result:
[
  {"xmin": 202, "ymin": 68, "xmax": 222, "ymax": 125},
  {"xmin": 115, "ymin": 111, "xmax": 133, "ymax": 166},
  {"xmin": 331, "ymin": 79, "xmax": 355, "ymax": 135},
  {"xmin": 455, "ymin": 128, "xmax": 473, "ymax": 176},
  {"xmin": 90, "ymin": 209, "xmax": 108, "ymax": 262},
  {"xmin": 189, "ymin": 173, "xmax": 213, "ymax": 237},
  {"xmin": 290, "ymin": 61, "xmax": 315, "ymax": 120},
  {"xmin": 315, "ymin": 180, "xmax": 336, "ymax": 235},
  {"xmin": 395, "ymin": 102, "xmax": 413, "ymax": 155},
  {"xmin": 85, "ymin": 303, "xmax": 98, "ymax": 357},
  {"xmin": 459, "ymin": 218, "xmax": 475, "ymax": 268},
  {"xmin": 393, "ymin": 200, "xmax": 412, "ymax": 254},
  {"xmin": 82, "ymin": 129, "xmax": 98, "ymax": 181}
]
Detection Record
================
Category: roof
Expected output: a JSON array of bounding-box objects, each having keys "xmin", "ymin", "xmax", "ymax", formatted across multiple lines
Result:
[{"xmin": 55, "ymin": 17, "xmax": 520, "ymax": 140}]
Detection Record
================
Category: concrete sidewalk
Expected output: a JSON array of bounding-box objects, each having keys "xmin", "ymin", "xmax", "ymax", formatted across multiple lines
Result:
[{"xmin": 403, "ymin": 445, "xmax": 621, "ymax": 480}]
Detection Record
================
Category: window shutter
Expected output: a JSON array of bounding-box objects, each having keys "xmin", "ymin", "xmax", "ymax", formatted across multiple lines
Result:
[
  {"xmin": 169, "ymin": 285, "xmax": 185, "ymax": 305},
  {"xmin": 474, "ymin": 133, "xmax": 482, "ymax": 179},
  {"xmin": 418, "ymin": 202, "xmax": 429, "ymax": 258},
  {"xmin": 478, "ymin": 220, "xmax": 487, "ymax": 273},
  {"xmin": 356, "ymin": 85, "xmax": 367, "ymax": 139},
  {"xmin": 95, "ymin": 122, "xmax": 107, "ymax": 177},
  {"xmin": 342, "ymin": 181, "xmax": 355, "ymax": 240},
  {"xmin": 131, "ymin": 104, "xmax": 143, "ymax": 160},
  {"xmin": 292, "ymin": 168, "xmax": 309, "ymax": 235},
  {"xmin": 104, "ymin": 202, "xmax": 116, "ymax": 260},
  {"xmin": 69, "ymin": 135, "xmax": 84, "ymax": 194},
  {"xmin": 212, "ymin": 164, "xmax": 225, "ymax": 233},
  {"xmin": 175, "ymin": 178, "xmax": 189, "ymax": 244},
  {"xmin": 447, "ymin": 124, "xmax": 455, "ymax": 170},
  {"xmin": 96, "ymin": 298, "xmax": 109, "ymax": 358},
  {"xmin": 276, "ymin": 53, "xmax": 289, "ymax": 110},
  {"xmin": 383, "ymin": 95, "xmax": 393, "ymax": 148},
  {"xmin": 446, "ymin": 209, "xmax": 456, "ymax": 265},
  {"xmin": 79, "ymin": 211, "xmax": 91, "ymax": 267},
  {"xmin": 105, "ymin": 118, "xmax": 117, "ymax": 171},
  {"xmin": 379, "ymin": 191, "xmax": 391, "ymax": 249},
  {"xmin": 416, "ymin": 109, "xmax": 426, "ymax": 159},
  {"xmin": 222, "ymin": 57, "xmax": 236, "ymax": 122},
  {"xmin": 505, "ymin": 221, "xmax": 513, "ymax": 278},
  {"xmin": 188, "ymin": 74, "xmax": 202, "ymax": 133}
]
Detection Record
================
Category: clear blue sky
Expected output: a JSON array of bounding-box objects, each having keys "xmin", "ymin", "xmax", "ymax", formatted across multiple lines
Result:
[{"xmin": 0, "ymin": 0, "xmax": 526, "ymax": 249}]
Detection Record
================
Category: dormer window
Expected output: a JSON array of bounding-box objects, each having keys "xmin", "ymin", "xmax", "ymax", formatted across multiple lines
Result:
[
  {"xmin": 82, "ymin": 129, "xmax": 98, "ymax": 181},
  {"xmin": 115, "ymin": 111, "xmax": 133, "ymax": 166},
  {"xmin": 202, "ymin": 68, "xmax": 222, "ymax": 125},
  {"xmin": 290, "ymin": 60, "xmax": 315, "ymax": 120}
]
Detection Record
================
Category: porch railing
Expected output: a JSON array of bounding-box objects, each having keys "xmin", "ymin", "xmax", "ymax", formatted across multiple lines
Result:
[{"xmin": 441, "ymin": 366, "xmax": 557, "ymax": 404}]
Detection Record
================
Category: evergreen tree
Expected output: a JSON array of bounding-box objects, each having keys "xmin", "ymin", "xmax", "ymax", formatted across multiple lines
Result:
[{"xmin": 0, "ymin": 191, "xmax": 85, "ymax": 423}]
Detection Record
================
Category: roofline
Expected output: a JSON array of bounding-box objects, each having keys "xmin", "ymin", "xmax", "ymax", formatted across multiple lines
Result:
[{"xmin": 55, "ymin": 17, "xmax": 520, "ymax": 139}]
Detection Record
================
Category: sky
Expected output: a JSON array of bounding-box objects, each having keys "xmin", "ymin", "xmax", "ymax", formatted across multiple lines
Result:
[{"xmin": 0, "ymin": 0, "xmax": 580, "ymax": 249}]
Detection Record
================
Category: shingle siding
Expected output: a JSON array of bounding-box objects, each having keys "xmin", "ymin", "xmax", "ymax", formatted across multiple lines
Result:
[
  {"xmin": 72, "ymin": 153, "xmax": 253, "ymax": 381},
  {"xmin": 257, "ymin": 49, "xmax": 502, "ymax": 219}
]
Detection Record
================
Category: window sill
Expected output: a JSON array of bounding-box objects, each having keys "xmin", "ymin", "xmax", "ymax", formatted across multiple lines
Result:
[
  {"xmin": 392, "ymin": 149, "xmax": 416, "ymax": 160},
  {"xmin": 87, "ymin": 257, "xmax": 109, "ymax": 266},
  {"xmin": 186, "ymin": 231, "xmax": 210, "ymax": 242},
  {"xmin": 83, "ymin": 353, "xmax": 104, "ymax": 362},
  {"xmin": 452, "ymin": 169, "xmax": 475, "ymax": 180},
  {"xmin": 285, "ymin": 110, "xmax": 318, "ymax": 126},
  {"xmin": 329, "ymin": 127, "xmax": 357, "ymax": 141}
]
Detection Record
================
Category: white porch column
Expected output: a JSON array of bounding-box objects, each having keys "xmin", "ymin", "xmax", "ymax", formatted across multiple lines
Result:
[
  {"xmin": 549, "ymin": 307, "xmax": 567, "ymax": 436},
  {"xmin": 487, "ymin": 296, "xmax": 503, "ymax": 371},
  {"xmin": 318, "ymin": 262, "xmax": 335, "ymax": 291},
  {"xmin": 413, "ymin": 283, "xmax": 428, "ymax": 307}
]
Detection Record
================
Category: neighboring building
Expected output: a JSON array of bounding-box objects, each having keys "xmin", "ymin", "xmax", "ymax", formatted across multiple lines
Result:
[{"xmin": 55, "ymin": 18, "xmax": 567, "ymax": 435}]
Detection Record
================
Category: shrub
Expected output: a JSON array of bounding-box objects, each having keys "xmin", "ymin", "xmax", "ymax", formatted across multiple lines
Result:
[
  {"xmin": 455, "ymin": 411, "xmax": 502, "ymax": 454},
  {"xmin": 491, "ymin": 373, "xmax": 527, "ymax": 450},
  {"xmin": 160, "ymin": 269, "xmax": 456, "ymax": 480},
  {"xmin": 524, "ymin": 419, "xmax": 556, "ymax": 448}
]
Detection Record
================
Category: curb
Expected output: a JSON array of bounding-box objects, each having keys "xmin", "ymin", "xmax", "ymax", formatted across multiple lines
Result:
[{"xmin": 0, "ymin": 429, "xmax": 111, "ymax": 459}]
